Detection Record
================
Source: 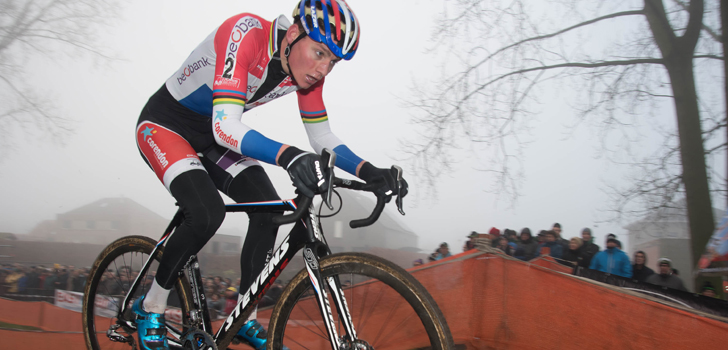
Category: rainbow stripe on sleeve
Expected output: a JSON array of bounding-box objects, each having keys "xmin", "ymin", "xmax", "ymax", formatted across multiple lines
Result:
[
  {"xmin": 213, "ymin": 89, "xmax": 247, "ymax": 107},
  {"xmin": 268, "ymin": 19, "xmax": 279, "ymax": 57},
  {"xmin": 300, "ymin": 109, "xmax": 328, "ymax": 123}
]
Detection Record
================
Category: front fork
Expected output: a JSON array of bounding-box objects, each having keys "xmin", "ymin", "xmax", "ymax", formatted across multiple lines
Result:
[{"xmin": 303, "ymin": 244, "xmax": 357, "ymax": 350}]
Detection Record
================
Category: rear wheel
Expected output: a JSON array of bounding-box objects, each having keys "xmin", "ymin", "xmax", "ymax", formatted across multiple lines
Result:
[
  {"xmin": 267, "ymin": 253, "xmax": 453, "ymax": 350},
  {"xmin": 82, "ymin": 235, "xmax": 194, "ymax": 350}
]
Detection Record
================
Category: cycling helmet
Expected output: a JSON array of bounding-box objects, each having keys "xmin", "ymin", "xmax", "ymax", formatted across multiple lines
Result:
[{"xmin": 292, "ymin": 0, "xmax": 360, "ymax": 60}]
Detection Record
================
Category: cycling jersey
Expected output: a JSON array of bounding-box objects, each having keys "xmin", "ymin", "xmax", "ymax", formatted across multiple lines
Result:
[{"xmin": 162, "ymin": 13, "xmax": 365, "ymax": 175}]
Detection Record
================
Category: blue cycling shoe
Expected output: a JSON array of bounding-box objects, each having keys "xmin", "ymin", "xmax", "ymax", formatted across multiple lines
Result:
[
  {"xmin": 235, "ymin": 320, "xmax": 290, "ymax": 350},
  {"xmin": 132, "ymin": 296, "xmax": 169, "ymax": 350}
]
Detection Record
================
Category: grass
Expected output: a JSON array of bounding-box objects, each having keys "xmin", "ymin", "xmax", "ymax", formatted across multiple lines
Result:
[{"xmin": 0, "ymin": 320, "xmax": 43, "ymax": 331}]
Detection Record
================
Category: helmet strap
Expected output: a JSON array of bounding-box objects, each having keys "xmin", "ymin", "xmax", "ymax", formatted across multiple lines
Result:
[{"xmin": 284, "ymin": 33, "xmax": 307, "ymax": 84}]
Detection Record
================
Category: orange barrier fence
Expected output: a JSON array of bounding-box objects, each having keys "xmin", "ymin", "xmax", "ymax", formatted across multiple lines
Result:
[
  {"xmin": 418, "ymin": 251, "xmax": 728, "ymax": 349},
  {"xmin": 2, "ymin": 250, "xmax": 728, "ymax": 349},
  {"xmin": 0, "ymin": 297, "xmax": 89, "ymax": 332},
  {"xmin": 528, "ymin": 255, "xmax": 574, "ymax": 273},
  {"xmin": 0, "ymin": 329, "xmax": 85, "ymax": 349}
]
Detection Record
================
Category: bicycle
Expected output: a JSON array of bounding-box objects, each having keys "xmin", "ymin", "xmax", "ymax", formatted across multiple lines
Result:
[{"xmin": 82, "ymin": 149, "xmax": 454, "ymax": 350}]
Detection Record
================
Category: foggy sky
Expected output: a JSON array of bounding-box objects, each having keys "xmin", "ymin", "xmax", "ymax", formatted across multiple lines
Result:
[{"xmin": 1, "ymin": 0, "xmax": 718, "ymax": 255}]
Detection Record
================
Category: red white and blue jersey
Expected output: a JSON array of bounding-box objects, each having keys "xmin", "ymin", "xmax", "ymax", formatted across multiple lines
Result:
[{"xmin": 163, "ymin": 13, "xmax": 364, "ymax": 175}]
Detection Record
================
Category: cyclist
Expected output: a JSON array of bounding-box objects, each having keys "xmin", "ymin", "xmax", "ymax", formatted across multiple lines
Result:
[{"xmin": 133, "ymin": 1, "xmax": 407, "ymax": 349}]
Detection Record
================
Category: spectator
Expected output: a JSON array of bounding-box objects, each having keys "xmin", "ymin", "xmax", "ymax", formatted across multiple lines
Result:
[
  {"xmin": 464, "ymin": 231, "xmax": 478, "ymax": 251},
  {"xmin": 4, "ymin": 268, "xmax": 24, "ymax": 294},
  {"xmin": 580, "ymin": 228, "xmax": 600, "ymax": 268},
  {"xmin": 42, "ymin": 268, "xmax": 57, "ymax": 296},
  {"xmin": 428, "ymin": 243, "xmax": 452, "ymax": 261},
  {"xmin": 631, "ymin": 251, "xmax": 655, "ymax": 283},
  {"xmin": 23, "ymin": 266, "xmax": 38, "ymax": 295},
  {"xmin": 589, "ymin": 237, "xmax": 632, "ymax": 278},
  {"xmin": 101, "ymin": 269, "xmax": 120, "ymax": 296},
  {"xmin": 16, "ymin": 267, "xmax": 28, "ymax": 294},
  {"xmin": 552, "ymin": 223, "xmax": 569, "ymax": 250},
  {"xmin": 413, "ymin": 259, "xmax": 424, "ymax": 267},
  {"xmin": 701, "ymin": 282, "xmax": 717, "ymax": 298},
  {"xmin": 488, "ymin": 227, "xmax": 501, "ymax": 246},
  {"xmin": 514, "ymin": 228, "xmax": 538, "ymax": 261},
  {"xmin": 560, "ymin": 237, "xmax": 585, "ymax": 267},
  {"xmin": 503, "ymin": 229, "xmax": 518, "ymax": 250},
  {"xmin": 207, "ymin": 292, "xmax": 225, "ymax": 318},
  {"xmin": 68, "ymin": 268, "xmax": 85, "ymax": 292},
  {"xmin": 646, "ymin": 258, "xmax": 687, "ymax": 291},
  {"xmin": 259, "ymin": 281, "xmax": 284, "ymax": 308},
  {"xmin": 223, "ymin": 286, "xmax": 239, "ymax": 315},
  {"xmin": 494, "ymin": 236, "xmax": 514, "ymax": 256},
  {"xmin": 605, "ymin": 233, "xmax": 617, "ymax": 247},
  {"xmin": 54, "ymin": 266, "xmax": 69, "ymax": 292},
  {"xmin": 536, "ymin": 230, "xmax": 547, "ymax": 244},
  {"xmin": 538, "ymin": 231, "xmax": 563, "ymax": 259}
]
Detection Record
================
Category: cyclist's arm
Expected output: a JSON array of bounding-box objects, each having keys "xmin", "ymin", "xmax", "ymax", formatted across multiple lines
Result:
[
  {"xmin": 297, "ymin": 81, "xmax": 368, "ymax": 176},
  {"xmin": 211, "ymin": 14, "xmax": 287, "ymax": 166}
]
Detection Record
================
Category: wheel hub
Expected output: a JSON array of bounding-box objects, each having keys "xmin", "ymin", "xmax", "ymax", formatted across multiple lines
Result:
[{"xmin": 339, "ymin": 338, "xmax": 373, "ymax": 350}]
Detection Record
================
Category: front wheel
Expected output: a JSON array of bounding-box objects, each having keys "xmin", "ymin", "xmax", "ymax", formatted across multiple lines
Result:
[{"xmin": 267, "ymin": 252, "xmax": 454, "ymax": 350}]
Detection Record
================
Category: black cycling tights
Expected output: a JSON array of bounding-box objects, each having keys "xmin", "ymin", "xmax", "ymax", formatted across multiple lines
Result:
[{"xmin": 156, "ymin": 166, "xmax": 280, "ymax": 291}]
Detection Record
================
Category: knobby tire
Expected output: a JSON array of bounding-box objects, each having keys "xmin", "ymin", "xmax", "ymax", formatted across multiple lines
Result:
[{"xmin": 267, "ymin": 252, "xmax": 454, "ymax": 350}]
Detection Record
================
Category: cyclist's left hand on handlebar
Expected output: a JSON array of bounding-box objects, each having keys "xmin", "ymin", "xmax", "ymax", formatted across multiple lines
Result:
[
  {"xmin": 358, "ymin": 162, "xmax": 408, "ymax": 201},
  {"xmin": 279, "ymin": 146, "xmax": 330, "ymax": 198}
]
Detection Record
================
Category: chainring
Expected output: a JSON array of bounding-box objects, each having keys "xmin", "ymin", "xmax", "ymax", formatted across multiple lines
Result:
[{"xmin": 182, "ymin": 328, "xmax": 218, "ymax": 350}]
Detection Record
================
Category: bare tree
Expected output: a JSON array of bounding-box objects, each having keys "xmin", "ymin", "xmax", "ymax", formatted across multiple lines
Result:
[
  {"xmin": 404, "ymin": 0, "xmax": 723, "ymax": 268},
  {"xmin": 0, "ymin": 0, "xmax": 121, "ymax": 151}
]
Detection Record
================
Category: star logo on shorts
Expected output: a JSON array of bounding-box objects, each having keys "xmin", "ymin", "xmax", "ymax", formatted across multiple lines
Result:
[{"xmin": 141, "ymin": 127, "xmax": 154, "ymax": 141}]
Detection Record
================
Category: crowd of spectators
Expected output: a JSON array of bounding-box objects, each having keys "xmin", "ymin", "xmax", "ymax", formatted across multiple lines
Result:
[
  {"xmin": 427, "ymin": 222, "xmax": 721, "ymax": 298},
  {"xmin": 1, "ymin": 263, "xmax": 286, "ymax": 318},
  {"xmin": 1, "ymin": 263, "xmax": 89, "ymax": 298},
  {"xmin": 427, "ymin": 242, "xmax": 452, "ymax": 262}
]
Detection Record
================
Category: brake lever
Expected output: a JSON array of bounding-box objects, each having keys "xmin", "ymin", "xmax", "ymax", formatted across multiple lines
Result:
[
  {"xmin": 321, "ymin": 148, "xmax": 336, "ymax": 210},
  {"xmin": 391, "ymin": 165, "xmax": 405, "ymax": 216}
]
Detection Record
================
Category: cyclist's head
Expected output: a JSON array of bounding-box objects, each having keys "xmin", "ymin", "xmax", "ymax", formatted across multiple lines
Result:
[{"xmin": 292, "ymin": 0, "xmax": 360, "ymax": 61}]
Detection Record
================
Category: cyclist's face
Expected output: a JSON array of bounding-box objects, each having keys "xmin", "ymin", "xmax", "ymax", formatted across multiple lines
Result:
[{"xmin": 285, "ymin": 27, "xmax": 341, "ymax": 89}]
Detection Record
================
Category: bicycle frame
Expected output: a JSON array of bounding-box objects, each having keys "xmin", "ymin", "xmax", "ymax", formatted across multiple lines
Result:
[{"xmin": 115, "ymin": 197, "xmax": 358, "ymax": 350}]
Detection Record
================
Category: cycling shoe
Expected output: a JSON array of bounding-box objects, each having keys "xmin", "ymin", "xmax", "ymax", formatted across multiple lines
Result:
[
  {"xmin": 132, "ymin": 296, "xmax": 168, "ymax": 350},
  {"xmin": 235, "ymin": 319, "xmax": 290, "ymax": 350}
]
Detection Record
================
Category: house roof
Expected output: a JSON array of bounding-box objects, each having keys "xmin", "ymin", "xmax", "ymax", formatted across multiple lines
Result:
[{"xmin": 57, "ymin": 197, "xmax": 168, "ymax": 222}]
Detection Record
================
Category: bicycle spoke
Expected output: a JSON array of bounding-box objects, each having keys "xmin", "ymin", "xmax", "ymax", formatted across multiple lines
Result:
[
  {"xmin": 271, "ymin": 253, "xmax": 452, "ymax": 350},
  {"xmin": 83, "ymin": 237, "xmax": 192, "ymax": 350},
  {"xmin": 291, "ymin": 292, "xmax": 330, "ymax": 339},
  {"xmin": 111, "ymin": 260, "xmax": 126, "ymax": 298},
  {"xmin": 356, "ymin": 281, "xmax": 388, "ymax": 336},
  {"xmin": 290, "ymin": 317, "xmax": 330, "ymax": 340}
]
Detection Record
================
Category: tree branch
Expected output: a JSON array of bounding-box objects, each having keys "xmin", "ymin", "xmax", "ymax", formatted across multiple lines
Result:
[{"xmin": 672, "ymin": 0, "xmax": 722, "ymax": 42}]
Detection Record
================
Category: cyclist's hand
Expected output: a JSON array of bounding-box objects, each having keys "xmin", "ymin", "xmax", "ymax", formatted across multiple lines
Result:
[
  {"xmin": 358, "ymin": 162, "xmax": 408, "ymax": 201},
  {"xmin": 279, "ymin": 146, "xmax": 329, "ymax": 198}
]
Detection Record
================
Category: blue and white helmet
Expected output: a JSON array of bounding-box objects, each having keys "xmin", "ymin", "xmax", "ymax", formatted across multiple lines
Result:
[{"xmin": 292, "ymin": 0, "xmax": 360, "ymax": 60}]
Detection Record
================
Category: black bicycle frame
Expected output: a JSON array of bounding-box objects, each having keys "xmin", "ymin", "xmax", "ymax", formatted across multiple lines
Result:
[
  {"xmin": 214, "ymin": 198, "xmax": 358, "ymax": 348},
  {"xmin": 115, "ymin": 197, "xmax": 358, "ymax": 350}
]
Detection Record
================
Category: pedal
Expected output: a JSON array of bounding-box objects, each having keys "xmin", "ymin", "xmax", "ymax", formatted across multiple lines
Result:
[
  {"xmin": 107, "ymin": 324, "xmax": 138, "ymax": 349},
  {"xmin": 107, "ymin": 324, "xmax": 130, "ymax": 342}
]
